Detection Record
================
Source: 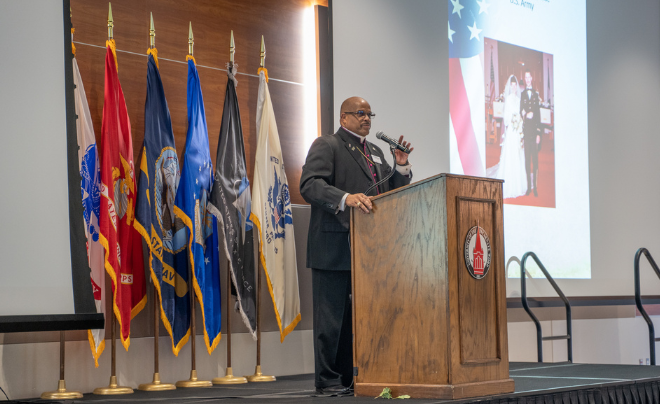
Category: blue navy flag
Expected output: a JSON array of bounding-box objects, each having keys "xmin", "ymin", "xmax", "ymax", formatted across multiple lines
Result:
[
  {"xmin": 173, "ymin": 57, "xmax": 223, "ymax": 354},
  {"xmin": 208, "ymin": 64, "xmax": 257, "ymax": 337},
  {"xmin": 135, "ymin": 51, "xmax": 191, "ymax": 355}
]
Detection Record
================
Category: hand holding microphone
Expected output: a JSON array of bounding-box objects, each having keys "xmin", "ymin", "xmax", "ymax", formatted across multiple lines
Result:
[{"xmin": 375, "ymin": 131, "xmax": 414, "ymax": 165}]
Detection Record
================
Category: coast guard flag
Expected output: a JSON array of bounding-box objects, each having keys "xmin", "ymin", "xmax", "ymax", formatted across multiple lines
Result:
[
  {"xmin": 99, "ymin": 40, "xmax": 147, "ymax": 349},
  {"xmin": 134, "ymin": 50, "xmax": 191, "ymax": 355},
  {"xmin": 173, "ymin": 57, "xmax": 222, "ymax": 354},
  {"xmin": 448, "ymin": 0, "xmax": 487, "ymax": 176},
  {"xmin": 73, "ymin": 56, "xmax": 105, "ymax": 366},
  {"xmin": 209, "ymin": 65, "xmax": 257, "ymax": 338},
  {"xmin": 252, "ymin": 68, "xmax": 301, "ymax": 342}
]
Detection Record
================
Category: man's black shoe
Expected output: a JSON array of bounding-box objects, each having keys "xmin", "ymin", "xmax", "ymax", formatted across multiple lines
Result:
[
  {"xmin": 533, "ymin": 188, "xmax": 538, "ymax": 197},
  {"xmin": 525, "ymin": 189, "xmax": 531, "ymax": 196},
  {"xmin": 315, "ymin": 385, "xmax": 353, "ymax": 396}
]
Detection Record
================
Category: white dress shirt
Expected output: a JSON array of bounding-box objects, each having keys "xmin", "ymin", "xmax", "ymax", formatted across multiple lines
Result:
[{"xmin": 337, "ymin": 127, "xmax": 412, "ymax": 212}]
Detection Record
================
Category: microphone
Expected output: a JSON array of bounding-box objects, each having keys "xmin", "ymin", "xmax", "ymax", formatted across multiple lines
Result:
[{"xmin": 375, "ymin": 131, "xmax": 411, "ymax": 154}]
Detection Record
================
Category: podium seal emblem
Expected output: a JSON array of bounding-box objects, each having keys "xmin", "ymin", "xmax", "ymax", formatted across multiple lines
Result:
[{"xmin": 464, "ymin": 225, "xmax": 491, "ymax": 279}]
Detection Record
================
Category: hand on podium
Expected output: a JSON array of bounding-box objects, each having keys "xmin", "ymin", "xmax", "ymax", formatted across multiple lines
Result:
[{"xmin": 346, "ymin": 193, "xmax": 373, "ymax": 214}]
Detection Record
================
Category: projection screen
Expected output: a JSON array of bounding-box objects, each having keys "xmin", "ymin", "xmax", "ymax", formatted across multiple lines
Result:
[{"xmin": 0, "ymin": 0, "xmax": 102, "ymax": 331}]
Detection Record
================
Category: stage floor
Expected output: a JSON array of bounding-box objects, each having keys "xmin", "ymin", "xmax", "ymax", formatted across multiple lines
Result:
[{"xmin": 28, "ymin": 362, "xmax": 660, "ymax": 403}]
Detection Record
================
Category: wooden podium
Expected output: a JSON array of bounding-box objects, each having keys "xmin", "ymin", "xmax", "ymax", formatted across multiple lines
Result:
[{"xmin": 350, "ymin": 174, "xmax": 513, "ymax": 399}]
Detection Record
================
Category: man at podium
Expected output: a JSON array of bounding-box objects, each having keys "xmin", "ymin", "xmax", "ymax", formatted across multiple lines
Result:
[{"xmin": 300, "ymin": 96, "xmax": 413, "ymax": 395}]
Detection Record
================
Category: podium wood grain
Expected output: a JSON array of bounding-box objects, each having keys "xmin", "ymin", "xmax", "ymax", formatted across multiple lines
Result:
[{"xmin": 350, "ymin": 174, "xmax": 513, "ymax": 399}]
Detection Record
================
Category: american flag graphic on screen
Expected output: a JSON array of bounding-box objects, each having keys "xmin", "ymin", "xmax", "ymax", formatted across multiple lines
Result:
[{"xmin": 449, "ymin": 0, "xmax": 490, "ymax": 176}]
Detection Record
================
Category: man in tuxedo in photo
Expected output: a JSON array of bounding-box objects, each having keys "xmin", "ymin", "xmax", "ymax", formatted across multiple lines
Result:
[
  {"xmin": 299, "ymin": 96, "xmax": 413, "ymax": 395},
  {"xmin": 520, "ymin": 70, "xmax": 541, "ymax": 196}
]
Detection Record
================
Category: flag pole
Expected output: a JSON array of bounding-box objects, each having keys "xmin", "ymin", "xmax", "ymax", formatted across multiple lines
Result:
[
  {"xmin": 107, "ymin": 2, "xmax": 113, "ymax": 40},
  {"xmin": 137, "ymin": 16, "xmax": 175, "ymax": 393},
  {"xmin": 149, "ymin": 12, "xmax": 155, "ymax": 49},
  {"xmin": 175, "ymin": 24, "xmax": 212, "ymax": 389},
  {"xmin": 260, "ymin": 35, "xmax": 266, "ymax": 68},
  {"xmin": 246, "ymin": 258, "xmax": 276, "ymax": 382},
  {"xmin": 93, "ymin": 309, "xmax": 134, "ymax": 394},
  {"xmin": 175, "ymin": 267, "xmax": 211, "ymax": 387},
  {"xmin": 93, "ymin": 6, "xmax": 134, "ymax": 395},
  {"xmin": 230, "ymin": 30, "xmax": 235, "ymax": 64},
  {"xmin": 139, "ymin": 285, "xmax": 177, "ymax": 391},
  {"xmin": 213, "ymin": 258, "xmax": 248, "ymax": 384},
  {"xmin": 246, "ymin": 35, "xmax": 275, "ymax": 384},
  {"xmin": 41, "ymin": 331, "xmax": 83, "ymax": 399}
]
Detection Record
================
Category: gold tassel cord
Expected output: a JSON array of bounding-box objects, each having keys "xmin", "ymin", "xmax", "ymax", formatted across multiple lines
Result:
[
  {"xmin": 106, "ymin": 39, "xmax": 118, "ymax": 71},
  {"xmin": 71, "ymin": 28, "xmax": 76, "ymax": 56},
  {"xmin": 147, "ymin": 47, "xmax": 159, "ymax": 69},
  {"xmin": 257, "ymin": 67, "xmax": 269, "ymax": 83}
]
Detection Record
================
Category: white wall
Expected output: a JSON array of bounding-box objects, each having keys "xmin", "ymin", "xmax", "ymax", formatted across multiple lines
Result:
[
  {"xmin": 586, "ymin": 0, "xmax": 660, "ymax": 297},
  {"xmin": 333, "ymin": 0, "xmax": 450, "ymax": 181}
]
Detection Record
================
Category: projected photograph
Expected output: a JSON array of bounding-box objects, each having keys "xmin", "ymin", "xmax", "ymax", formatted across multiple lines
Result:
[
  {"xmin": 449, "ymin": 0, "xmax": 590, "ymax": 281},
  {"xmin": 484, "ymin": 39, "xmax": 555, "ymax": 208}
]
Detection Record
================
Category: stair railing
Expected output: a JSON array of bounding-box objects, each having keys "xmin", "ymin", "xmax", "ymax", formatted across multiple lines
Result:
[
  {"xmin": 520, "ymin": 252, "xmax": 572, "ymax": 363},
  {"xmin": 634, "ymin": 248, "xmax": 660, "ymax": 365}
]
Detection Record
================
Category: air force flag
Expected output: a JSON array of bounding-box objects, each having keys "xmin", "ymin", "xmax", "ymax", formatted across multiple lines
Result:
[{"xmin": 173, "ymin": 57, "xmax": 222, "ymax": 354}]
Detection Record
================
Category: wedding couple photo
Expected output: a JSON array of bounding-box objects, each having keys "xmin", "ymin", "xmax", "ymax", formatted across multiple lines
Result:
[{"xmin": 484, "ymin": 39, "xmax": 556, "ymax": 209}]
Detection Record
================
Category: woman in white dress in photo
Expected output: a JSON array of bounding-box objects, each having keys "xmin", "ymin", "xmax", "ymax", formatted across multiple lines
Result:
[{"xmin": 489, "ymin": 75, "xmax": 527, "ymax": 198}]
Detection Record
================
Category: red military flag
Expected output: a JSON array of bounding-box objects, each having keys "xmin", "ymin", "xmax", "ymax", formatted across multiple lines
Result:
[{"xmin": 99, "ymin": 39, "xmax": 147, "ymax": 349}]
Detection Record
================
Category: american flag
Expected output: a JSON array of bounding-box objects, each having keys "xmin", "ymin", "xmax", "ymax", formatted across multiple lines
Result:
[{"xmin": 449, "ymin": 0, "xmax": 491, "ymax": 176}]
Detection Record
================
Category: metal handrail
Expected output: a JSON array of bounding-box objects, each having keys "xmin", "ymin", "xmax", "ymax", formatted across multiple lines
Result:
[
  {"xmin": 520, "ymin": 252, "xmax": 572, "ymax": 363},
  {"xmin": 506, "ymin": 256, "xmax": 521, "ymax": 277},
  {"xmin": 634, "ymin": 248, "xmax": 660, "ymax": 365}
]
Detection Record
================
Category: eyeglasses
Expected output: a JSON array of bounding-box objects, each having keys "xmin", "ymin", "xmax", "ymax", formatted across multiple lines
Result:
[{"xmin": 344, "ymin": 110, "xmax": 376, "ymax": 120}]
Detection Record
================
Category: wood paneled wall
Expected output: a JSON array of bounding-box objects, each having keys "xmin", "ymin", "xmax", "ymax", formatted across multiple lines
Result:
[{"xmin": 71, "ymin": 0, "xmax": 326, "ymax": 205}]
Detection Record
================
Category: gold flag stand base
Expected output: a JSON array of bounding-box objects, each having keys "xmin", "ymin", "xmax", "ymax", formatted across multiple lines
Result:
[
  {"xmin": 93, "ymin": 375, "xmax": 134, "ymax": 395},
  {"xmin": 138, "ymin": 372, "xmax": 176, "ymax": 391},
  {"xmin": 246, "ymin": 365, "xmax": 276, "ymax": 382},
  {"xmin": 41, "ymin": 380, "xmax": 83, "ymax": 400},
  {"xmin": 176, "ymin": 370, "xmax": 212, "ymax": 388},
  {"xmin": 213, "ymin": 367, "xmax": 248, "ymax": 385}
]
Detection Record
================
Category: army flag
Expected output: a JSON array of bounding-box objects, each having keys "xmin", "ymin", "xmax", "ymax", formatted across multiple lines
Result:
[
  {"xmin": 252, "ymin": 68, "xmax": 301, "ymax": 342},
  {"xmin": 73, "ymin": 55, "xmax": 105, "ymax": 366},
  {"xmin": 208, "ymin": 65, "xmax": 257, "ymax": 337},
  {"xmin": 98, "ymin": 40, "xmax": 147, "ymax": 349},
  {"xmin": 173, "ymin": 57, "xmax": 222, "ymax": 354},
  {"xmin": 134, "ymin": 50, "xmax": 191, "ymax": 355}
]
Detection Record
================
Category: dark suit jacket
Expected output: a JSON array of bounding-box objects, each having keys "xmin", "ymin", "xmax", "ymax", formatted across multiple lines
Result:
[
  {"xmin": 520, "ymin": 87, "xmax": 541, "ymax": 140},
  {"xmin": 300, "ymin": 128, "xmax": 412, "ymax": 271}
]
